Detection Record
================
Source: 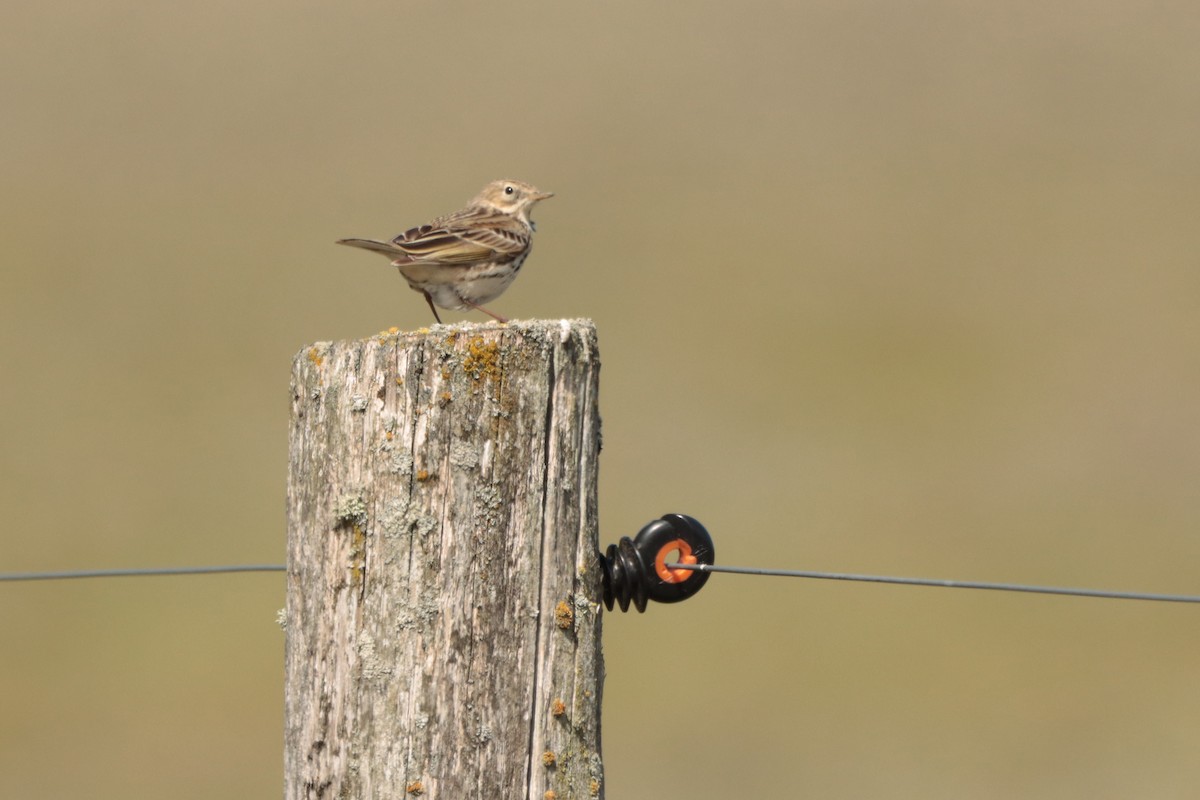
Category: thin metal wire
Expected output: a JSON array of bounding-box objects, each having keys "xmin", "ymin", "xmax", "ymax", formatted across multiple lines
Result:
[
  {"xmin": 666, "ymin": 562, "xmax": 1200, "ymax": 604},
  {"xmin": 0, "ymin": 565, "xmax": 286, "ymax": 582},
  {"xmin": 4, "ymin": 560, "xmax": 1197, "ymax": 605}
]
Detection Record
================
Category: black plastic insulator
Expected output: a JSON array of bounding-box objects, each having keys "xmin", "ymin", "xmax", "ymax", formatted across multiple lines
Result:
[{"xmin": 600, "ymin": 514, "xmax": 715, "ymax": 613}]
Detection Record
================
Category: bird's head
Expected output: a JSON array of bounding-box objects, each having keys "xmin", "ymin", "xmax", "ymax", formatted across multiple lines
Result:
[{"xmin": 474, "ymin": 179, "xmax": 554, "ymax": 226}]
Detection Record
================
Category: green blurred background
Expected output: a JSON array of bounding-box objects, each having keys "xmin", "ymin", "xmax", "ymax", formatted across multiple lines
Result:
[{"xmin": 2, "ymin": 1, "xmax": 1198, "ymax": 797}]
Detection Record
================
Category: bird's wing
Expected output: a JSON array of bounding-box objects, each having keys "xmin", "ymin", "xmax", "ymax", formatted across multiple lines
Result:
[{"xmin": 391, "ymin": 210, "xmax": 530, "ymax": 265}]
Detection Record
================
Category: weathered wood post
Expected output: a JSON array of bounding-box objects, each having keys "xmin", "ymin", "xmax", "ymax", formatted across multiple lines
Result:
[{"xmin": 284, "ymin": 320, "xmax": 604, "ymax": 800}]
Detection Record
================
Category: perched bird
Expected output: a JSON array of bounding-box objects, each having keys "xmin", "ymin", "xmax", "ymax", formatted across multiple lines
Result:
[{"xmin": 337, "ymin": 179, "xmax": 553, "ymax": 323}]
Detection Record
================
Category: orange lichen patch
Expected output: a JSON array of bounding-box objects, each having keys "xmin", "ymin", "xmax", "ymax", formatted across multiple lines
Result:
[
  {"xmin": 461, "ymin": 336, "xmax": 502, "ymax": 381},
  {"xmin": 589, "ymin": 778, "xmax": 601, "ymax": 797},
  {"xmin": 551, "ymin": 698, "xmax": 566, "ymax": 717},
  {"xmin": 542, "ymin": 750, "xmax": 556, "ymax": 768},
  {"xmin": 544, "ymin": 792, "xmax": 557, "ymax": 800},
  {"xmin": 388, "ymin": 326, "xmax": 401, "ymax": 334},
  {"xmin": 405, "ymin": 780, "xmax": 424, "ymax": 795},
  {"xmin": 416, "ymin": 469, "xmax": 430, "ymax": 482},
  {"xmin": 438, "ymin": 391, "xmax": 452, "ymax": 407},
  {"xmin": 385, "ymin": 430, "xmax": 394, "ymax": 441},
  {"xmin": 306, "ymin": 347, "xmax": 324, "ymax": 367},
  {"xmin": 554, "ymin": 600, "xmax": 574, "ymax": 630},
  {"xmin": 395, "ymin": 376, "xmax": 404, "ymax": 386}
]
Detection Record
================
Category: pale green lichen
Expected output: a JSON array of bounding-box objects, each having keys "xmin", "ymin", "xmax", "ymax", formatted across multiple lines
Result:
[
  {"xmin": 449, "ymin": 441, "xmax": 479, "ymax": 471},
  {"xmin": 387, "ymin": 448, "xmax": 414, "ymax": 478},
  {"xmin": 334, "ymin": 494, "xmax": 368, "ymax": 526},
  {"xmin": 356, "ymin": 632, "xmax": 393, "ymax": 681},
  {"xmin": 379, "ymin": 496, "xmax": 437, "ymax": 540},
  {"xmin": 472, "ymin": 483, "xmax": 504, "ymax": 533}
]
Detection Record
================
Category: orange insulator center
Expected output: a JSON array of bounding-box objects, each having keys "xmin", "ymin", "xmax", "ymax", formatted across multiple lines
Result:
[{"xmin": 655, "ymin": 538, "xmax": 697, "ymax": 583}]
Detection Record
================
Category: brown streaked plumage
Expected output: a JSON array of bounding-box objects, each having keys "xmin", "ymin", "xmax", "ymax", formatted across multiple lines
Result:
[{"xmin": 337, "ymin": 179, "xmax": 553, "ymax": 323}]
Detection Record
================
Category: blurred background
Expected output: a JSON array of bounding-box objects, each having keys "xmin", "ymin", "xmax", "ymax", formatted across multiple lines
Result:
[{"xmin": 2, "ymin": 1, "xmax": 1198, "ymax": 797}]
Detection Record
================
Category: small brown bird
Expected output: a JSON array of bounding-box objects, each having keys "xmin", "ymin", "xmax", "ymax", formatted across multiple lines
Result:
[{"xmin": 337, "ymin": 179, "xmax": 553, "ymax": 323}]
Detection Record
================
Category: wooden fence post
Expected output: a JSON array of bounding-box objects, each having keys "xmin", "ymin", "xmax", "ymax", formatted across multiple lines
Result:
[{"xmin": 284, "ymin": 320, "xmax": 604, "ymax": 800}]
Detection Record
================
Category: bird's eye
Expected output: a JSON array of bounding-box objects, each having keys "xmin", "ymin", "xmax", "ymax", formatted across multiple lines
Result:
[{"xmin": 505, "ymin": 186, "xmax": 514, "ymax": 195}]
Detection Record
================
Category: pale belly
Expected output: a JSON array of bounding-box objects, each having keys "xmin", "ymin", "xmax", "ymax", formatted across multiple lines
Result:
[{"xmin": 400, "ymin": 251, "xmax": 528, "ymax": 310}]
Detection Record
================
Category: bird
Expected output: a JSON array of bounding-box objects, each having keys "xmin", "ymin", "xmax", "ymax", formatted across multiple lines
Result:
[{"xmin": 336, "ymin": 179, "xmax": 554, "ymax": 324}]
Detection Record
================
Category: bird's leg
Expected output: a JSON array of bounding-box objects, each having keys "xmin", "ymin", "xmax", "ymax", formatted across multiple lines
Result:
[
  {"xmin": 422, "ymin": 291, "xmax": 443, "ymax": 324},
  {"xmin": 460, "ymin": 299, "xmax": 509, "ymax": 324}
]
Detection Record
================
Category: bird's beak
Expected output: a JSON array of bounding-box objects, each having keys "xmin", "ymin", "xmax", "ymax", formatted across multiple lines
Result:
[{"xmin": 535, "ymin": 190, "xmax": 555, "ymax": 201}]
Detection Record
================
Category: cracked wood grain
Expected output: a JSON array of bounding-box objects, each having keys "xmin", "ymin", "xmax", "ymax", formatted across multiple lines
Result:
[{"xmin": 285, "ymin": 319, "xmax": 604, "ymax": 800}]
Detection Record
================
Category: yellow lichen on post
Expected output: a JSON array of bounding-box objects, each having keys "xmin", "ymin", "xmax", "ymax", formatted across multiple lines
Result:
[{"xmin": 462, "ymin": 335, "xmax": 503, "ymax": 381}]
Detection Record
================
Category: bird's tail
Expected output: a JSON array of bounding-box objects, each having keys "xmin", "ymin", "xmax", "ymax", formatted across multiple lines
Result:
[{"xmin": 335, "ymin": 238, "xmax": 408, "ymax": 260}]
